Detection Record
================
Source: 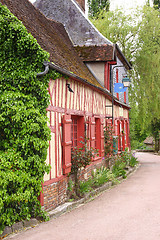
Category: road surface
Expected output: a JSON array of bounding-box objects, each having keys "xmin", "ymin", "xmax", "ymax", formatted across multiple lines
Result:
[{"xmin": 7, "ymin": 152, "xmax": 160, "ymax": 240}]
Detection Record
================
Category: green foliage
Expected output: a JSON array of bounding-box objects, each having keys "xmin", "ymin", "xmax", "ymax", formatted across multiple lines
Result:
[
  {"xmin": 79, "ymin": 167, "xmax": 117, "ymax": 195},
  {"xmin": 92, "ymin": 167, "xmax": 117, "ymax": 187},
  {"xmin": 112, "ymin": 150, "xmax": 138, "ymax": 178},
  {"xmin": 74, "ymin": 151, "xmax": 138, "ymax": 198},
  {"xmin": 104, "ymin": 125, "xmax": 113, "ymax": 158},
  {"xmin": 91, "ymin": 6, "xmax": 160, "ymax": 146},
  {"xmin": 150, "ymin": 118, "xmax": 160, "ymax": 152},
  {"xmin": 79, "ymin": 178, "xmax": 93, "ymax": 194},
  {"xmin": 71, "ymin": 138, "xmax": 98, "ymax": 196},
  {"xmin": 91, "ymin": 8, "xmax": 140, "ymax": 61},
  {"xmin": 129, "ymin": 152, "xmax": 138, "ymax": 167},
  {"xmin": 131, "ymin": 6, "xmax": 160, "ymax": 135},
  {"xmin": 88, "ymin": 0, "xmax": 110, "ymax": 19},
  {"xmin": 0, "ymin": 4, "xmax": 61, "ymax": 233},
  {"xmin": 153, "ymin": 0, "xmax": 160, "ymax": 9},
  {"xmin": 112, "ymin": 159, "xmax": 127, "ymax": 178}
]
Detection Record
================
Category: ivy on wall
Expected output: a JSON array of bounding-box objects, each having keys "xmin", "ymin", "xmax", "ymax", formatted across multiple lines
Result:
[{"xmin": 0, "ymin": 4, "xmax": 62, "ymax": 233}]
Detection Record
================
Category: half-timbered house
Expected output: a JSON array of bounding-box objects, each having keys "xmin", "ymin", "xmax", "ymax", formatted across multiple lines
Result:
[{"xmin": 1, "ymin": 0, "xmax": 131, "ymax": 211}]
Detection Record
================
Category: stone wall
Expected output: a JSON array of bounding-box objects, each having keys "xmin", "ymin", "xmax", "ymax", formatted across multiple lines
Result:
[{"xmin": 43, "ymin": 159, "xmax": 107, "ymax": 211}]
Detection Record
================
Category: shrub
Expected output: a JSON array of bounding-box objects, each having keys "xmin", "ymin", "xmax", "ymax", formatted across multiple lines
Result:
[
  {"xmin": 112, "ymin": 150, "xmax": 138, "ymax": 178},
  {"xmin": 79, "ymin": 178, "xmax": 93, "ymax": 194},
  {"xmin": 71, "ymin": 138, "xmax": 98, "ymax": 196},
  {"xmin": 0, "ymin": 4, "xmax": 61, "ymax": 233}
]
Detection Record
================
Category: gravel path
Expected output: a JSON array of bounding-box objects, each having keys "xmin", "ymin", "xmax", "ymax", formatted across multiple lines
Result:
[{"xmin": 7, "ymin": 152, "xmax": 160, "ymax": 240}]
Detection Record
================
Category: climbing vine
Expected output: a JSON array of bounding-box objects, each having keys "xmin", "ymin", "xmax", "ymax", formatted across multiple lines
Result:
[{"xmin": 0, "ymin": 4, "xmax": 62, "ymax": 233}]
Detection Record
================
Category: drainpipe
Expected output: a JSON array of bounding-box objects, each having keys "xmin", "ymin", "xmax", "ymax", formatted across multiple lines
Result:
[{"xmin": 37, "ymin": 62, "xmax": 49, "ymax": 77}]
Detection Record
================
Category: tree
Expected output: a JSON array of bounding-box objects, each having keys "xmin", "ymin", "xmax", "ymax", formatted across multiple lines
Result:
[
  {"xmin": 91, "ymin": 5, "xmax": 160, "ymax": 149},
  {"xmin": 88, "ymin": 0, "xmax": 110, "ymax": 19},
  {"xmin": 91, "ymin": 8, "xmax": 140, "ymax": 62},
  {"xmin": 153, "ymin": 0, "xmax": 160, "ymax": 9}
]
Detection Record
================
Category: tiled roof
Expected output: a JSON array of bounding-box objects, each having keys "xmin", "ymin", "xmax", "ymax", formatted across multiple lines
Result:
[
  {"xmin": 75, "ymin": 45, "xmax": 115, "ymax": 62},
  {"xmin": 0, "ymin": 0, "xmax": 102, "ymax": 87},
  {"xmin": 34, "ymin": 0, "xmax": 131, "ymax": 69},
  {"xmin": 34, "ymin": 0, "xmax": 112, "ymax": 46}
]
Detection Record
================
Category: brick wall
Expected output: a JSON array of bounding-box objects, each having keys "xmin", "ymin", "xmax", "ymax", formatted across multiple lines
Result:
[
  {"xmin": 43, "ymin": 178, "xmax": 68, "ymax": 211},
  {"xmin": 43, "ymin": 158, "xmax": 107, "ymax": 211}
]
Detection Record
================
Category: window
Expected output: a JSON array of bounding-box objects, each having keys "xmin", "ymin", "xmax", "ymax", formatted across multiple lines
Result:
[
  {"xmin": 71, "ymin": 117, "xmax": 78, "ymax": 148},
  {"xmin": 71, "ymin": 116, "xmax": 85, "ymax": 149},
  {"xmin": 95, "ymin": 118, "xmax": 103, "ymax": 157},
  {"xmin": 95, "ymin": 118, "xmax": 100, "ymax": 150}
]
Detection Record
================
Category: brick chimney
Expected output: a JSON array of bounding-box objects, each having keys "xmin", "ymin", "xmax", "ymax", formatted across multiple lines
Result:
[{"xmin": 75, "ymin": 0, "xmax": 85, "ymax": 13}]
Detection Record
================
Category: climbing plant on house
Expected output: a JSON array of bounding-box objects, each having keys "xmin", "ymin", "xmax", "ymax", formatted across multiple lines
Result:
[{"xmin": 0, "ymin": 4, "xmax": 61, "ymax": 233}]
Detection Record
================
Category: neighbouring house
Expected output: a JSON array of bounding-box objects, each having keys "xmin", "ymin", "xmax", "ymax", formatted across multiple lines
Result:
[
  {"xmin": 1, "ymin": 0, "xmax": 131, "ymax": 211},
  {"xmin": 143, "ymin": 137, "xmax": 154, "ymax": 149}
]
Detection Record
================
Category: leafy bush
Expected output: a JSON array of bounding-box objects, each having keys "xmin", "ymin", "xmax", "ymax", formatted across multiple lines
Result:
[
  {"xmin": 0, "ymin": 4, "xmax": 61, "ymax": 233},
  {"xmin": 79, "ymin": 167, "xmax": 117, "ymax": 195},
  {"xmin": 79, "ymin": 178, "xmax": 93, "ymax": 194},
  {"xmin": 112, "ymin": 150, "xmax": 138, "ymax": 178},
  {"xmin": 71, "ymin": 138, "xmax": 98, "ymax": 196},
  {"xmin": 129, "ymin": 153, "xmax": 138, "ymax": 167},
  {"xmin": 92, "ymin": 167, "xmax": 117, "ymax": 187}
]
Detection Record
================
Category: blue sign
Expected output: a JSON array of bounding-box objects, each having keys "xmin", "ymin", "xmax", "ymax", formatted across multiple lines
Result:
[{"xmin": 114, "ymin": 83, "xmax": 127, "ymax": 93}]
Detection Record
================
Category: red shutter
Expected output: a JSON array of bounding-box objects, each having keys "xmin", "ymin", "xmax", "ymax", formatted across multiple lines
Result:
[
  {"xmin": 122, "ymin": 120, "xmax": 125, "ymax": 151},
  {"xmin": 125, "ymin": 120, "xmax": 129, "ymax": 148},
  {"xmin": 62, "ymin": 115, "xmax": 72, "ymax": 174},
  {"xmin": 116, "ymin": 69, "xmax": 119, "ymax": 100},
  {"xmin": 114, "ymin": 119, "xmax": 118, "ymax": 136},
  {"xmin": 100, "ymin": 118, "xmax": 104, "ymax": 157},
  {"xmin": 89, "ymin": 117, "xmax": 95, "ymax": 149},
  {"xmin": 124, "ymin": 92, "xmax": 126, "ymax": 103},
  {"xmin": 117, "ymin": 120, "xmax": 121, "ymax": 151}
]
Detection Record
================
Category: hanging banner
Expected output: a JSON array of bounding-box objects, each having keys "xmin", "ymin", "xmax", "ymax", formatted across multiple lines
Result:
[{"xmin": 114, "ymin": 83, "xmax": 127, "ymax": 93}]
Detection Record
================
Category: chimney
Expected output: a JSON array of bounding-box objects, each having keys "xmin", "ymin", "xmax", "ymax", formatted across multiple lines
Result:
[
  {"xmin": 75, "ymin": 0, "xmax": 88, "ymax": 17},
  {"xmin": 75, "ymin": 0, "xmax": 85, "ymax": 13}
]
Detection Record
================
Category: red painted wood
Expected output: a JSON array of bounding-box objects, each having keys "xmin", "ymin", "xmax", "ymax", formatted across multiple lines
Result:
[
  {"xmin": 104, "ymin": 63, "xmax": 107, "ymax": 89},
  {"xmin": 107, "ymin": 63, "xmax": 110, "ymax": 91},
  {"xmin": 65, "ymin": 80, "xmax": 68, "ymax": 113},
  {"xmin": 122, "ymin": 120, "xmax": 125, "ymax": 151},
  {"xmin": 89, "ymin": 117, "xmax": 95, "ymax": 150},
  {"xmin": 116, "ymin": 69, "xmax": 119, "ymax": 100},
  {"xmin": 62, "ymin": 114, "xmax": 72, "ymax": 174},
  {"xmin": 43, "ymin": 175, "xmax": 67, "ymax": 186},
  {"xmin": 58, "ymin": 114, "xmax": 61, "ymax": 176},
  {"xmin": 69, "ymin": 75, "xmax": 130, "ymax": 110},
  {"xmin": 38, "ymin": 184, "xmax": 44, "ymax": 206},
  {"xmin": 114, "ymin": 119, "xmax": 118, "ymax": 136},
  {"xmin": 117, "ymin": 120, "xmax": 121, "ymax": 151},
  {"xmin": 55, "ymin": 112, "xmax": 58, "ymax": 178},
  {"xmin": 124, "ymin": 91, "xmax": 126, "ymax": 103},
  {"xmin": 125, "ymin": 120, "xmax": 129, "ymax": 148},
  {"xmin": 78, "ymin": 116, "xmax": 85, "ymax": 147},
  {"xmin": 100, "ymin": 118, "xmax": 104, "ymax": 156}
]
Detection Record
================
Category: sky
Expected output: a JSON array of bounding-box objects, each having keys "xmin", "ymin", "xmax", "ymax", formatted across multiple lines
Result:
[
  {"xmin": 110, "ymin": 0, "xmax": 153, "ymax": 11},
  {"xmin": 29, "ymin": 0, "xmax": 153, "ymax": 10}
]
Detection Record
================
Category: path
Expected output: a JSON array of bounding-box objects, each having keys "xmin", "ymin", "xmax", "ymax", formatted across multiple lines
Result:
[{"xmin": 7, "ymin": 152, "xmax": 160, "ymax": 240}]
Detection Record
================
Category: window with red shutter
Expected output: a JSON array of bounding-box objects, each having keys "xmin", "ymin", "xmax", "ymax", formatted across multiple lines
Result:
[
  {"xmin": 62, "ymin": 114, "xmax": 72, "ymax": 174},
  {"xmin": 116, "ymin": 69, "xmax": 119, "ymax": 100},
  {"xmin": 71, "ymin": 116, "xmax": 85, "ymax": 149},
  {"xmin": 95, "ymin": 118, "xmax": 104, "ymax": 157},
  {"xmin": 71, "ymin": 117, "xmax": 78, "ymax": 149}
]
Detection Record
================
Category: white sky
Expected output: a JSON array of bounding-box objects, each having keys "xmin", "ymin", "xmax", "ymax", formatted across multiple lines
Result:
[
  {"xmin": 110, "ymin": 0, "xmax": 153, "ymax": 11},
  {"xmin": 29, "ymin": 0, "xmax": 153, "ymax": 10}
]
